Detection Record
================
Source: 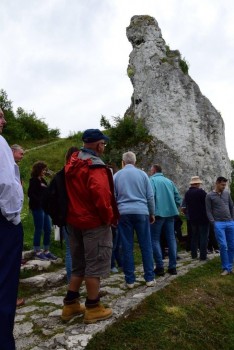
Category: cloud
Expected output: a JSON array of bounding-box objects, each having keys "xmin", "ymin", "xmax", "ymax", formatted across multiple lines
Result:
[{"xmin": 0, "ymin": 0, "xmax": 234, "ymax": 158}]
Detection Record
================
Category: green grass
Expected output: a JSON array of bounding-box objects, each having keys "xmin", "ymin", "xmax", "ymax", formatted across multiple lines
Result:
[{"xmin": 86, "ymin": 258, "xmax": 234, "ymax": 350}]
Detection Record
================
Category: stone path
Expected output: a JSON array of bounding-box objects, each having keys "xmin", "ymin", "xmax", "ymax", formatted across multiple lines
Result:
[{"xmin": 15, "ymin": 251, "xmax": 219, "ymax": 350}]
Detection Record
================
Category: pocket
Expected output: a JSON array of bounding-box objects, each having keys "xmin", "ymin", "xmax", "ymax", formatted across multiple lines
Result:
[{"xmin": 97, "ymin": 241, "xmax": 113, "ymax": 261}]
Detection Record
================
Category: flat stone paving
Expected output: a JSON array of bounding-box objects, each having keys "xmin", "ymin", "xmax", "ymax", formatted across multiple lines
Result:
[{"xmin": 15, "ymin": 251, "xmax": 219, "ymax": 350}]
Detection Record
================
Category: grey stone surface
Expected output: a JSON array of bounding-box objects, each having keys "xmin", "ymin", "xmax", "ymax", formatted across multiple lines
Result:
[
  {"xmin": 125, "ymin": 15, "xmax": 231, "ymax": 194},
  {"xmin": 15, "ymin": 251, "xmax": 219, "ymax": 349}
]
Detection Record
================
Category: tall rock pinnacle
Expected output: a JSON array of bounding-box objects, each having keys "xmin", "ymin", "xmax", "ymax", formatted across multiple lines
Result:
[{"xmin": 126, "ymin": 15, "xmax": 231, "ymax": 193}]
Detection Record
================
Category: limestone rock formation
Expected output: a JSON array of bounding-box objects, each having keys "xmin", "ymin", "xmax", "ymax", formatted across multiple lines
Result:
[{"xmin": 126, "ymin": 15, "xmax": 231, "ymax": 194}]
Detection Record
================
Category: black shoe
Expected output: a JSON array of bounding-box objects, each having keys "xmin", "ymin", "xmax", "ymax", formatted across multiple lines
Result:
[
  {"xmin": 167, "ymin": 268, "xmax": 177, "ymax": 275},
  {"xmin": 154, "ymin": 268, "xmax": 165, "ymax": 276}
]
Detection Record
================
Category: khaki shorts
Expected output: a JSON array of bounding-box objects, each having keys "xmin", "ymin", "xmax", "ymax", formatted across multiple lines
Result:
[{"xmin": 67, "ymin": 224, "xmax": 112, "ymax": 278}]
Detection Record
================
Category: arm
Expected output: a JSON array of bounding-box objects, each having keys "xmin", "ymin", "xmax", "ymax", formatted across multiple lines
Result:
[
  {"xmin": 88, "ymin": 168, "xmax": 115, "ymax": 225},
  {"xmin": 173, "ymin": 184, "xmax": 182, "ymax": 207},
  {"xmin": 0, "ymin": 137, "xmax": 23, "ymax": 224},
  {"xmin": 228, "ymin": 194, "xmax": 234, "ymax": 219},
  {"xmin": 205, "ymin": 194, "xmax": 214, "ymax": 223}
]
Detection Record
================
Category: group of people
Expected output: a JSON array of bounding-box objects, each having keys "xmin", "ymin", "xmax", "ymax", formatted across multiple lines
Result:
[{"xmin": 1, "ymin": 108, "xmax": 234, "ymax": 349}]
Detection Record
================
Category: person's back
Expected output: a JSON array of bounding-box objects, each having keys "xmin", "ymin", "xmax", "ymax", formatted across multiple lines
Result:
[
  {"xmin": 184, "ymin": 176, "xmax": 209, "ymax": 260},
  {"xmin": 150, "ymin": 171, "xmax": 180, "ymax": 217},
  {"xmin": 114, "ymin": 164, "xmax": 154, "ymax": 215},
  {"xmin": 149, "ymin": 164, "xmax": 181, "ymax": 276},
  {"xmin": 114, "ymin": 151, "xmax": 155, "ymax": 288}
]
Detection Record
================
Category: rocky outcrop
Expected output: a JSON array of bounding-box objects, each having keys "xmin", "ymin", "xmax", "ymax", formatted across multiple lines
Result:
[{"xmin": 126, "ymin": 15, "xmax": 231, "ymax": 194}]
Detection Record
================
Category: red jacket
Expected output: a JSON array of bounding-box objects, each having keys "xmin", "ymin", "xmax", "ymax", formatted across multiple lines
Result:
[{"xmin": 65, "ymin": 151, "xmax": 119, "ymax": 229}]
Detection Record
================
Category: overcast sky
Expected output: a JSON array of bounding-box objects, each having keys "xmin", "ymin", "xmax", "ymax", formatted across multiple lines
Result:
[{"xmin": 1, "ymin": 0, "xmax": 234, "ymax": 158}]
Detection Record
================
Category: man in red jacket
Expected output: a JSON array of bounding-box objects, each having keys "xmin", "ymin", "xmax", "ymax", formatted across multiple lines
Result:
[{"xmin": 61, "ymin": 129, "xmax": 119, "ymax": 324}]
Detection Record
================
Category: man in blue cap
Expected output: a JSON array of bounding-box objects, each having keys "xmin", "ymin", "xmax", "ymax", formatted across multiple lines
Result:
[{"xmin": 61, "ymin": 129, "xmax": 119, "ymax": 324}]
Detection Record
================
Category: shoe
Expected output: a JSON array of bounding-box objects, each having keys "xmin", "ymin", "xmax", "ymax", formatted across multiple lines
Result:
[
  {"xmin": 126, "ymin": 283, "xmax": 135, "ymax": 289},
  {"xmin": 35, "ymin": 252, "xmax": 49, "ymax": 261},
  {"xmin": 146, "ymin": 280, "xmax": 155, "ymax": 287},
  {"xmin": 61, "ymin": 298, "xmax": 85, "ymax": 321},
  {"xmin": 44, "ymin": 252, "xmax": 58, "ymax": 260},
  {"xmin": 215, "ymin": 250, "xmax": 220, "ymax": 254},
  {"xmin": 154, "ymin": 268, "xmax": 165, "ymax": 276},
  {"xmin": 16, "ymin": 298, "xmax": 25, "ymax": 307},
  {"xmin": 167, "ymin": 268, "xmax": 177, "ymax": 275},
  {"xmin": 221, "ymin": 270, "xmax": 229, "ymax": 276},
  {"xmin": 111, "ymin": 267, "xmax": 118, "ymax": 273},
  {"xmin": 84, "ymin": 303, "xmax": 112, "ymax": 324}
]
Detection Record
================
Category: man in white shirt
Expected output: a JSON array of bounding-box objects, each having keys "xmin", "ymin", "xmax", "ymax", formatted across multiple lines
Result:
[{"xmin": 0, "ymin": 107, "xmax": 24, "ymax": 350}]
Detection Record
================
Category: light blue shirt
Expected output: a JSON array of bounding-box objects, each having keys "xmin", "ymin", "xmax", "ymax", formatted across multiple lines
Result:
[
  {"xmin": 150, "ymin": 173, "xmax": 181, "ymax": 217},
  {"xmin": 114, "ymin": 164, "xmax": 155, "ymax": 215},
  {"xmin": 0, "ymin": 135, "xmax": 23, "ymax": 224}
]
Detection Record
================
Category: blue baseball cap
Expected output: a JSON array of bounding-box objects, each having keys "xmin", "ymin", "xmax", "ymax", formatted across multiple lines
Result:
[{"xmin": 82, "ymin": 129, "xmax": 109, "ymax": 143}]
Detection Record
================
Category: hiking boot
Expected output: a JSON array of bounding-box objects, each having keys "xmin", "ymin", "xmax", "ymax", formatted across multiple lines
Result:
[
  {"xmin": 154, "ymin": 268, "xmax": 165, "ymax": 276},
  {"xmin": 84, "ymin": 303, "xmax": 113, "ymax": 324},
  {"xmin": 61, "ymin": 298, "xmax": 85, "ymax": 321},
  {"xmin": 167, "ymin": 268, "xmax": 177, "ymax": 275}
]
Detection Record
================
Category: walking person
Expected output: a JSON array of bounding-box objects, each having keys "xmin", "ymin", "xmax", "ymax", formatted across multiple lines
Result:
[
  {"xmin": 61, "ymin": 129, "xmax": 119, "ymax": 324},
  {"xmin": 113, "ymin": 151, "xmax": 155, "ymax": 288},
  {"xmin": 0, "ymin": 108, "xmax": 24, "ymax": 350},
  {"xmin": 150, "ymin": 164, "xmax": 181, "ymax": 276},
  {"xmin": 184, "ymin": 176, "xmax": 209, "ymax": 260},
  {"xmin": 206, "ymin": 176, "xmax": 234, "ymax": 275}
]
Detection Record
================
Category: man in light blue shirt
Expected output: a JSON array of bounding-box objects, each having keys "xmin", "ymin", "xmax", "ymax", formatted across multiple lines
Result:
[
  {"xmin": 114, "ymin": 151, "xmax": 155, "ymax": 288},
  {"xmin": 150, "ymin": 164, "xmax": 181, "ymax": 276},
  {"xmin": 0, "ymin": 107, "xmax": 24, "ymax": 350}
]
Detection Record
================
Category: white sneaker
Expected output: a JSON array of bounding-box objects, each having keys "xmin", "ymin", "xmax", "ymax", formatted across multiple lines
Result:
[
  {"xmin": 146, "ymin": 280, "xmax": 155, "ymax": 287},
  {"xmin": 126, "ymin": 283, "xmax": 135, "ymax": 289},
  {"xmin": 111, "ymin": 267, "xmax": 118, "ymax": 273},
  {"xmin": 221, "ymin": 270, "xmax": 229, "ymax": 276}
]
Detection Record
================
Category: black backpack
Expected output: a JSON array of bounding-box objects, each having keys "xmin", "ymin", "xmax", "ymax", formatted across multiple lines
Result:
[{"xmin": 42, "ymin": 167, "xmax": 68, "ymax": 227}]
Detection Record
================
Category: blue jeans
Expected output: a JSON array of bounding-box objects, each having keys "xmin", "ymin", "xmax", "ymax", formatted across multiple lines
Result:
[
  {"xmin": 150, "ymin": 216, "xmax": 177, "ymax": 270},
  {"xmin": 118, "ymin": 214, "xmax": 154, "ymax": 284},
  {"xmin": 63, "ymin": 226, "xmax": 72, "ymax": 283},
  {"xmin": 214, "ymin": 221, "xmax": 234, "ymax": 272},
  {"xmin": 190, "ymin": 223, "xmax": 209, "ymax": 260},
  {"xmin": 32, "ymin": 209, "xmax": 51, "ymax": 251}
]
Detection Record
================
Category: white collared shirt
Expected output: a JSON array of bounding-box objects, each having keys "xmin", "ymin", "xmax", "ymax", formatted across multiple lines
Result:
[{"xmin": 0, "ymin": 135, "xmax": 23, "ymax": 225}]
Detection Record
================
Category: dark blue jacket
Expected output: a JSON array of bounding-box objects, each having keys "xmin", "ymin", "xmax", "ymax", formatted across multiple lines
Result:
[{"xmin": 184, "ymin": 187, "xmax": 209, "ymax": 224}]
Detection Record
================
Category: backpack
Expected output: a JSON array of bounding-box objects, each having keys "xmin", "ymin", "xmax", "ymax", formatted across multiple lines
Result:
[{"xmin": 42, "ymin": 167, "xmax": 68, "ymax": 227}]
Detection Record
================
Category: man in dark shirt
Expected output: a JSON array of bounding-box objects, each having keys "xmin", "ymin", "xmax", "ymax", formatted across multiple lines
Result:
[
  {"xmin": 206, "ymin": 176, "xmax": 234, "ymax": 275},
  {"xmin": 184, "ymin": 176, "xmax": 209, "ymax": 260}
]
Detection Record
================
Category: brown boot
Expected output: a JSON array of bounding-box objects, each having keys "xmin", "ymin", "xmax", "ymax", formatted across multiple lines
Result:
[
  {"xmin": 84, "ymin": 302, "xmax": 113, "ymax": 324},
  {"xmin": 61, "ymin": 298, "xmax": 85, "ymax": 321}
]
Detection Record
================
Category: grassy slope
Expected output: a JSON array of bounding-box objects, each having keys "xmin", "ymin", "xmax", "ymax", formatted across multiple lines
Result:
[{"xmin": 86, "ymin": 258, "xmax": 234, "ymax": 350}]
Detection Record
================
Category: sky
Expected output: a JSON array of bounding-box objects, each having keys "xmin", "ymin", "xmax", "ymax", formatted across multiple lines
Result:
[{"xmin": 1, "ymin": 0, "xmax": 234, "ymax": 158}]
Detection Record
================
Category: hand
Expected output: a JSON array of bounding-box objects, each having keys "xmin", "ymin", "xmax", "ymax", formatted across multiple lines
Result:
[{"xmin": 149, "ymin": 215, "xmax": 155, "ymax": 224}]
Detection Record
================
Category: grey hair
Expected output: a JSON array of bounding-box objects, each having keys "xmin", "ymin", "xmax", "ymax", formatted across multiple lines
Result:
[
  {"xmin": 122, "ymin": 151, "xmax": 136, "ymax": 165},
  {"xmin": 11, "ymin": 144, "xmax": 23, "ymax": 151}
]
